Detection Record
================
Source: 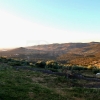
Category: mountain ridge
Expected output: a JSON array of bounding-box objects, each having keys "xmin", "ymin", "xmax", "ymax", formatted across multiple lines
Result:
[{"xmin": 0, "ymin": 42, "xmax": 100, "ymax": 66}]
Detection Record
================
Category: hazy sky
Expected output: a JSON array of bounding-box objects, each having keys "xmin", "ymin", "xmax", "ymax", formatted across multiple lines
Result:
[{"xmin": 0, "ymin": 0, "xmax": 100, "ymax": 48}]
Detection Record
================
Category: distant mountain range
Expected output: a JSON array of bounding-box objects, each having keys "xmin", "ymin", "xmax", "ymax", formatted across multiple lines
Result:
[{"xmin": 0, "ymin": 42, "xmax": 100, "ymax": 67}]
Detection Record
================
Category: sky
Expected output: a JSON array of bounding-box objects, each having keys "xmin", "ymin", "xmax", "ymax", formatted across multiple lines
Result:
[{"xmin": 0, "ymin": 0, "xmax": 100, "ymax": 48}]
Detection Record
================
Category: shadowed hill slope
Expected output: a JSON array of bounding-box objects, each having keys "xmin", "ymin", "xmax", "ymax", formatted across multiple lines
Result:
[{"xmin": 0, "ymin": 42, "xmax": 100, "ymax": 66}]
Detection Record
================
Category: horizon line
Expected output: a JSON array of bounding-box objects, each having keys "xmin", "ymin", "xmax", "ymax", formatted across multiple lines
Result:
[{"xmin": 0, "ymin": 41, "xmax": 100, "ymax": 50}]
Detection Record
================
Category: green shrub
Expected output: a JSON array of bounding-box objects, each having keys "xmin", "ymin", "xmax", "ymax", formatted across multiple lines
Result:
[
  {"xmin": 8, "ymin": 61, "xmax": 22, "ymax": 66},
  {"xmin": 93, "ymin": 69, "xmax": 100, "ymax": 74},
  {"xmin": 35, "ymin": 61, "xmax": 46, "ymax": 68},
  {"xmin": 46, "ymin": 60, "xmax": 59, "ymax": 69}
]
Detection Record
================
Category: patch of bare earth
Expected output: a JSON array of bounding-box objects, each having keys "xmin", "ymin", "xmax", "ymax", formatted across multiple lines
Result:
[{"xmin": 32, "ymin": 77, "xmax": 44, "ymax": 83}]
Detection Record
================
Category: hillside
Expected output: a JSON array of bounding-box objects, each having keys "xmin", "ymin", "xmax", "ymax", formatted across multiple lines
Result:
[{"xmin": 0, "ymin": 42, "xmax": 100, "ymax": 66}]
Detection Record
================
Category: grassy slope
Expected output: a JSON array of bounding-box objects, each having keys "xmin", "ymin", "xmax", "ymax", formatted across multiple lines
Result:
[{"xmin": 0, "ymin": 64, "xmax": 100, "ymax": 100}]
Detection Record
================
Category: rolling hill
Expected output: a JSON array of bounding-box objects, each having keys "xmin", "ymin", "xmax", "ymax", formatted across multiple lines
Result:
[{"xmin": 0, "ymin": 42, "xmax": 100, "ymax": 66}]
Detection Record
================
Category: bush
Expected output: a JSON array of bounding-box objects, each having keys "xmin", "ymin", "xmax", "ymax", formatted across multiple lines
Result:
[
  {"xmin": 21, "ymin": 60, "xmax": 29, "ymax": 66},
  {"xmin": 35, "ymin": 61, "xmax": 46, "ymax": 68},
  {"xmin": 72, "ymin": 66, "xmax": 87, "ymax": 70},
  {"xmin": 0, "ymin": 57, "xmax": 8, "ymax": 63},
  {"xmin": 46, "ymin": 60, "xmax": 59, "ymax": 69},
  {"xmin": 93, "ymin": 69, "xmax": 100, "ymax": 74},
  {"xmin": 8, "ymin": 61, "xmax": 22, "ymax": 66}
]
